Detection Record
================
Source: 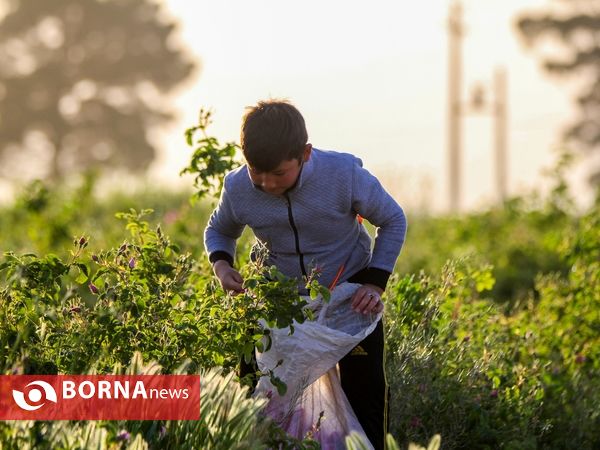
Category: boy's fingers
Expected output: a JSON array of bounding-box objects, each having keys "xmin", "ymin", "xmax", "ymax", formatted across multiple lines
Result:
[
  {"xmin": 372, "ymin": 300, "xmax": 384, "ymax": 313},
  {"xmin": 352, "ymin": 291, "xmax": 374, "ymax": 313},
  {"xmin": 351, "ymin": 291, "xmax": 366, "ymax": 309},
  {"xmin": 232, "ymin": 272, "xmax": 244, "ymax": 283},
  {"xmin": 350, "ymin": 292, "xmax": 360, "ymax": 308},
  {"xmin": 361, "ymin": 297, "xmax": 378, "ymax": 314},
  {"xmin": 351, "ymin": 288, "xmax": 370, "ymax": 308},
  {"xmin": 226, "ymin": 286, "xmax": 245, "ymax": 295},
  {"xmin": 228, "ymin": 280, "xmax": 244, "ymax": 292},
  {"xmin": 220, "ymin": 272, "xmax": 245, "ymax": 294},
  {"xmin": 353, "ymin": 291, "xmax": 383, "ymax": 314}
]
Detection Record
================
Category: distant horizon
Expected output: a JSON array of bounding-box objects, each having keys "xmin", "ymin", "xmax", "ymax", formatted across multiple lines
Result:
[
  {"xmin": 148, "ymin": 0, "xmax": 594, "ymax": 213},
  {"xmin": 0, "ymin": 0, "xmax": 596, "ymax": 212}
]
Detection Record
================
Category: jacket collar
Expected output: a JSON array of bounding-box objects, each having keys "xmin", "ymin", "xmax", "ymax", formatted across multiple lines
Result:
[{"xmin": 287, "ymin": 152, "xmax": 315, "ymax": 193}]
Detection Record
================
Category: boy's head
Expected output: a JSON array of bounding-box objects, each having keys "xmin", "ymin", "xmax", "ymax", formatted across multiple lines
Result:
[{"xmin": 241, "ymin": 99, "xmax": 309, "ymax": 172}]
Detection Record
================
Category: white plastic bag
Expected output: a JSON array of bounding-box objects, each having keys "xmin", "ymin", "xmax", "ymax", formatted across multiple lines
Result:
[{"xmin": 254, "ymin": 282, "xmax": 381, "ymax": 449}]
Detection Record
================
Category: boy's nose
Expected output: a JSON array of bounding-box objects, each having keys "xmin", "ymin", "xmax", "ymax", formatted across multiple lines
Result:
[{"xmin": 261, "ymin": 176, "xmax": 276, "ymax": 190}]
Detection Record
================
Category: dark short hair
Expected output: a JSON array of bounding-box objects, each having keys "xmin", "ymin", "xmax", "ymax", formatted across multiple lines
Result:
[{"xmin": 240, "ymin": 99, "xmax": 308, "ymax": 172}]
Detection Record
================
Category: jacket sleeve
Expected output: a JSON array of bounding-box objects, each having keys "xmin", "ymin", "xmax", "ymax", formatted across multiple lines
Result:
[
  {"xmin": 350, "ymin": 159, "xmax": 407, "ymax": 289},
  {"xmin": 203, "ymin": 177, "xmax": 245, "ymax": 267}
]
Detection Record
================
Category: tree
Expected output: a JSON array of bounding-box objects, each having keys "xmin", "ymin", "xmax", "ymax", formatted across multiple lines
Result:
[
  {"xmin": 0, "ymin": 0, "xmax": 196, "ymax": 181},
  {"xmin": 515, "ymin": 1, "xmax": 600, "ymax": 184}
]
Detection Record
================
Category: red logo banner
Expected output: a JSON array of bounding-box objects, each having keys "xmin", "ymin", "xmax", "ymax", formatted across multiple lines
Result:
[{"xmin": 0, "ymin": 375, "xmax": 200, "ymax": 420}]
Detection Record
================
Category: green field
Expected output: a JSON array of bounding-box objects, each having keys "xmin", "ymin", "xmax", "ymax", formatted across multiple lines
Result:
[{"xmin": 0, "ymin": 173, "xmax": 598, "ymax": 449}]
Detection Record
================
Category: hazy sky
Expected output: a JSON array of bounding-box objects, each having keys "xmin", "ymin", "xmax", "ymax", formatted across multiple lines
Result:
[{"xmin": 153, "ymin": 0, "xmax": 586, "ymax": 212}]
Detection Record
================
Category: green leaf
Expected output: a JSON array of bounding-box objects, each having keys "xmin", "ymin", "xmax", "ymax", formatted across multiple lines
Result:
[
  {"xmin": 75, "ymin": 271, "xmax": 88, "ymax": 284},
  {"xmin": 73, "ymin": 263, "xmax": 89, "ymax": 283},
  {"xmin": 492, "ymin": 376, "xmax": 501, "ymax": 389},
  {"xmin": 185, "ymin": 127, "xmax": 195, "ymax": 146},
  {"xmin": 92, "ymin": 268, "xmax": 109, "ymax": 282},
  {"xmin": 135, "ymin": 298, "xmax": 147, "ymax": 311},
  {"xmin": 75, "ymin": 263, "xmax": 89, "ymax": 276},
  {"xmin": 271, "ymin": 376, "xmax": 287, "ymax": 396}
]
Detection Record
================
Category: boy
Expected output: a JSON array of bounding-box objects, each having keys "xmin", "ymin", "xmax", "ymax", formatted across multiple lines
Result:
[{"xmin": 204, "ymin": 99, "xmax": 407, "ymax": 449}]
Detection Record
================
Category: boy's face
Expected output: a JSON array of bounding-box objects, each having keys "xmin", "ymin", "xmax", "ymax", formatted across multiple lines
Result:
[{"xmin": 247, "ymin": 144, "xmax": 312, "ymax": 196}]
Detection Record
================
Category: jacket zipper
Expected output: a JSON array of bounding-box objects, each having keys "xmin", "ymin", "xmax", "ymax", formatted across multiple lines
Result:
[{"xmin": 284, "ymin": 193, "xmax": 307, "ymax": 277}]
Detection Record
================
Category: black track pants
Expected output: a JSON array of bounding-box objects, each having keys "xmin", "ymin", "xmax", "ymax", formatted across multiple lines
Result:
[{"xmin": 339, "ymin": 320, "xmax": 389, "ymax": 450}]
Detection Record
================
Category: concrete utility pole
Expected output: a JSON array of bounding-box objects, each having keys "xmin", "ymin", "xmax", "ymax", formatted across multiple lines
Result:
[
  {"xmin": 447, "ymin": 0, "xmax": 463, "ymax": 213},
  {"xmin": 494, "ymin": 67, "xmax": 508, "ymax": 203},
  {"xmin": 446, "ymin": 1, "xmax": 509, "ymax": 212}
]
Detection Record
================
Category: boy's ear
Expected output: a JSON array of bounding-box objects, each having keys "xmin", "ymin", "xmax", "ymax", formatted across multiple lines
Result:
[{"xmin": 303, "ymin": 144, "xmax": 312, "ymax": 162}]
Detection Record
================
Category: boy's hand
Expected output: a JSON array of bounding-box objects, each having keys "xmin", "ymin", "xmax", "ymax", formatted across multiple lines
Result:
[
  {"xmin": 351, "ymin": 284, "xmax": 384, "ymax": 315},
  {"xmin": 213, "ymin": 260, "xmax": 245, "ymax": 294}
]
